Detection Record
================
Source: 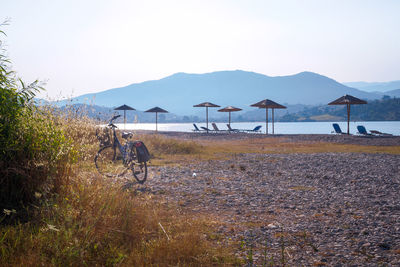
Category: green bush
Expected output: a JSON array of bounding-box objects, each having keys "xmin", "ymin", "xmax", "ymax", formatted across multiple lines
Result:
[{"xmin": 0, "ymin": 28, "xmax": 75, "ymax": 220}]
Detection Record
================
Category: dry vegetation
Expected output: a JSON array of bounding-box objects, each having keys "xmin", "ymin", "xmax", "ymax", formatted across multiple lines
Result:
[
  {"xmin": 2, "ymin": 113, "xmax": 399, "ymax": 266},
  {"xmin": 0, "ymin": 113, "xmax": 242, "ymax": 266},
  {"xmin": 1, "ymin": 173, "xmax": 236, "ymax": 266},
  {"xmin": 138, "ymin": 135, "xmax": 400, "ymax": 166}
]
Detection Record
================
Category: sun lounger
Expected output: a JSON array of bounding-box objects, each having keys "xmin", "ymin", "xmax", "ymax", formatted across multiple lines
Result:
[
  {"xmin": 200, "ymin": 126, "xmax": 213, "ymax": 132},
  {"xmin": 212, "ymin": 123, "xmax": 229, "ymax": 133},
  {"xmin": 358, "ymin": 125, "xmax": 393, "ymax": 136},
  {"xmin": 332, "ymin": 123, "xmax": 345, "ymax": 134},
  {"xmin": 193, "ymin": 123, "xmax": 206, "ymax": 132},
  {"xmin": 235, "ymin": 125, "xmax": 262, "ymax": 133},
  {"xmin": 245, "ymin": 125, "xmax": 262, "ymax": 133},
  {"xmin": 369, "ymin": 130, "xmax": 393, "ymax": 136},
  {"xmin": 357, "ymin": 125, "xmax": 373, "ymax": 136},
  {"xmin": 226, "ymin": 124, "xmax": 239, "ymax": 132},
  {"xmin": 227, "ymin": 125, "xmax": 262, "ymax": 133}
]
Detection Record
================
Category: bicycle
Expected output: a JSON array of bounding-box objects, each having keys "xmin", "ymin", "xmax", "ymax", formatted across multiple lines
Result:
[{"xmin": 94, "ymin": 115, "xmax": 149, "ymax": 184}]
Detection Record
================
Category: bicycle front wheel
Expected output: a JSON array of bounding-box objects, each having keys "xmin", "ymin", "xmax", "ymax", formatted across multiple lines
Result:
[{"xmin": 95, "ymin": 145, "xmax": 127, "ymax": 178}]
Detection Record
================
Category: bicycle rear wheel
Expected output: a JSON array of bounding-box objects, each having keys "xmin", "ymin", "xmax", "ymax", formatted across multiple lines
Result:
[
  {"xmin": 95, "ymin": 145, "xmax": 127, "ymax": 177},
  {"xmin": 131, "ymin": 161, "xmax": 147, "ymax": 184}
]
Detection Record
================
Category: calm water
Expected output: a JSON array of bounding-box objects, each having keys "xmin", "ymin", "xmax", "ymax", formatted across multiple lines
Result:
[{"xmin": 115, "ymin": 121, "xmax": 400, "ymax": 135}]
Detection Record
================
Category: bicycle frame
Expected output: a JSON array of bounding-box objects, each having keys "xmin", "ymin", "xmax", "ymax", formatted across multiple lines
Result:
[
  {"xmin": 95, "ymin": 114, "xmax": 148, "ymax": 183},
  {"xmin": 104, "ymin": 115, "xmax": 130, "ymax": 163},
  {"xmin": 111, "ymin": 127, "xmax": 124, "ymax": 158}
]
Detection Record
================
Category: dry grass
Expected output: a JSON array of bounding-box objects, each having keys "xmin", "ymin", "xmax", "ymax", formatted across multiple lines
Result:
[
  {"xmin": 0, "ymin": 117, "xmax": 240, "ymax": 266},
  {"xmin": 289, "ymin": 186, "xmax": 316, "ymax": 191},
  {"xmin": 140, "ymin": 135, "xmax": 400, "ymax": 165},
  {"xmin": 134, "ymin": 133, "xmax": 203, "ymax": 166},
  {"xmin": 1, "ymin": 172, "xmax": 238, "ymax": 266},
  {"xmin": 204, "ymin": 138, "xmax": 400, "ymax": 155}
]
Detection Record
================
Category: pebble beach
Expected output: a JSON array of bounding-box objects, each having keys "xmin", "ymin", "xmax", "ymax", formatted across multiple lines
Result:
[{"xmin": 139, "ymin": 132, "xmax": 400, "ymax": 266}]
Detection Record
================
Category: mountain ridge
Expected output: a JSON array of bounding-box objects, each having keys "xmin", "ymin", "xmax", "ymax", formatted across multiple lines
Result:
[
  {"xmin": 343, "ymin": 80, "xmax": 400, "ymax": 92},
  {"xmin": 58, "ymin": 70, "xmax": 383, "ymax": 115}
]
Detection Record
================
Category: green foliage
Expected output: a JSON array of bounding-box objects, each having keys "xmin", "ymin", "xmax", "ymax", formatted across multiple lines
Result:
[
  {"xmin": 349, "ymin": 98, "xmax": 400, "ymax": 121},
  {"xmin": 0, "ymin": 26, "xmax": 75, "ymax": 218},
  {"xmin": 280, "ymin": 98, "xmax": 400, "ymax": 122}
]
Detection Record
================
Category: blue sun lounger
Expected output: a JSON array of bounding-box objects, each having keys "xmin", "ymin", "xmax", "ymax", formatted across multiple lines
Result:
[
  {"xmin": 357, "ymin": 125, "xmax": 372, "ymax": 136},
  {"xmin": 357, "ymin": 125, "xmax": 393, "ymax": 136},
  {"xmin": 234, "ymin": 125, "xmax": 262, "ymax": 133},
  {"xmin": 332, "ymin": 123, "xmax": 345, "ymax": 134},
  {"xmin": 246, "ymin": 125, "xmax": 262, "ymax": 133}
]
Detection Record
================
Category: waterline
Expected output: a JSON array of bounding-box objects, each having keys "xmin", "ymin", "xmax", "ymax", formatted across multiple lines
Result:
[{"xmin": 115, "ymin": 121, "xmax": 400, "ymax": 135}]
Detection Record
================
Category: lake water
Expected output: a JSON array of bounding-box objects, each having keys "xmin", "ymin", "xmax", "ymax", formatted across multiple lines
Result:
[{"xmin": 114, "ymin": 121, "xmax": 400, "ymax": 135}]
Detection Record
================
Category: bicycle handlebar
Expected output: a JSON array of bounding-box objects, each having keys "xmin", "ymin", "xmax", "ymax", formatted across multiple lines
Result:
[{"xmin": 109, "ymin": 115, "xmax": 121, "ymax": 126}]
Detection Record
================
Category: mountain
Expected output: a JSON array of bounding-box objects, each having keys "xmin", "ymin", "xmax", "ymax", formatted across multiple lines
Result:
[
  {"xmin": 57, "ymin": 103, "xmax": 187, "ymax": 123},
  {"xmin": 384, "ymin": 89, "xmax": 400, "ymax": 98},
  {"xmin": 279, "ymin": 98, "xmax": 400, "ymax": 122},
  {"xmin": 60, "ymin": 70, "xmax": 382, "ymax": 116},
  {"xmin": 344, "ymin": 81, "xmax": 400, "ymax": 93}
]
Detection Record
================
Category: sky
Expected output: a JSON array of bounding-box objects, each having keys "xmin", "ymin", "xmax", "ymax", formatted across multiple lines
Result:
[{"xmin": 1, "ymin": 0, "xmax": 400, "ymax": 99}]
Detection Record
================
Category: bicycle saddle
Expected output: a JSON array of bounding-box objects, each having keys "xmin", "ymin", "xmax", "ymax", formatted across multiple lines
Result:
[{"xmin": 122, "ymin": 132, "xmax": 133, "ymax": 139}]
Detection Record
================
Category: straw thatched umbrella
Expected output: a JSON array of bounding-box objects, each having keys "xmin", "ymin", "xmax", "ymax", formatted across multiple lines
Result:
[
  {"xmin": 251, "ymin": 99, "xmax": 286, "ymax": 134},
  {"xmin": 328, "ymin": 94, "xmax": 367, "ymax": 135},
  {"xmin": 114, "ymin": 104, "xmax": 135, "ymax": 129},
  {"xmin": 145, "ymin": 106, "xmax": 169, "ymax": 132},
  {"xmin": 218, "ymin": 106, "xmax": 242, "ymax": 127},
  {"xmin": 193, "ymin": 102, "xmax": 220, "ymax": 133}
]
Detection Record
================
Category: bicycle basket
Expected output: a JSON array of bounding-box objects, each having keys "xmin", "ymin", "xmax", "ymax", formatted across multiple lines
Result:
[{"xmin": 133, "ymin": 141, "xmax": 150, "ymax": 163}]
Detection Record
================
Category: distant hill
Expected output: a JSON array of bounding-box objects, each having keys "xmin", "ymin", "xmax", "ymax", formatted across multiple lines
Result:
[
  {"xmin": 280, "ymin": 98, "xmax": 400, "ymax": 122},
  {"xmin": 344, "ymin": 81, "xmax": 400, "ymax": 93},
  {"xmin": 57, "ymin": 70, "xmax": 382, "ymax": 116},
  {"xmin": 384, "ymin": 89, "xmax": 400, "ymax": 98},
  {"xmin": 57, "ymin": 103, "xmax": 193, "ymax": 123},
  {"xmin": 55, "ymin": 97, "xmax": 399, "ymax": 123}
]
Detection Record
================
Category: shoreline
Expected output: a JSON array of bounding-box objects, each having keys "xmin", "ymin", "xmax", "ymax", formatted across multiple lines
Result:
[
  {"xmin": 132, "ymin": 130, "xmax": 400, "ymax": 146},
  {"xmin": 114, "ymin": 120, "xmax": 400, "ymax": 135}
]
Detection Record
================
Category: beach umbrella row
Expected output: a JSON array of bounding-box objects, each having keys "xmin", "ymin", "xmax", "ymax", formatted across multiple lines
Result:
[
  {"xmin": 114, "ymin": 104, "xmax": 169, "ymax": 131},
  {"xmin": 194, "ymin": 100, "xmax": 287, "ymax": 135},
  {"xmin": 115, "ymin": 94, "xmax": 367, "ymax": 134}
]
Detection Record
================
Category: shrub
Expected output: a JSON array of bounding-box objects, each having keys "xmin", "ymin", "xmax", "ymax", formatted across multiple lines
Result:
[{"xmin": 0, "ymin": 28, "xmax": 75, "ymax": 220}]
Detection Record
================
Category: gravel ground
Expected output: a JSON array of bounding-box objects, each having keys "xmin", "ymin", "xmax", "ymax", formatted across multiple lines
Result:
[
  {"xmin": 135, "ymin": 133, "xmax": 400, "ymax": 266},
  {"xmin": 137, "ymin": 130, "xmax": 400, "ymax": 146}
]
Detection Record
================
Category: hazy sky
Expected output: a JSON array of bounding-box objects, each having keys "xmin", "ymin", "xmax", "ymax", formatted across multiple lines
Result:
[{"xmin": 1, "ymin": 0, "xmax": 399, "ymax": 99}]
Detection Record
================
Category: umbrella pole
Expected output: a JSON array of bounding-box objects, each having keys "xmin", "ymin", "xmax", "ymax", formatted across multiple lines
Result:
[
  {"xmin": 347, "ymin": 104, "xmax": 350, "ymax": 135},
  {"xmin": 124, "ymin": 110, "xmax": 126, "ymax": 130},
  {"xmin": 265, "ymin": 108, "xmax": 268, "ymax": 135},
  {"xmin": 156, "ymin": 112, "xmax": 158, "ymax": 132},
  {"xmin": 206, "ymin": 107, "xmax": 209, "ymax": 133},
  {"xmin": 229, "ymin": 112, "xmax": 231, "ymax": 127},
  {"xmin": 272, "ymin": 108, "xmax": 274, "ymax": 134}
]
